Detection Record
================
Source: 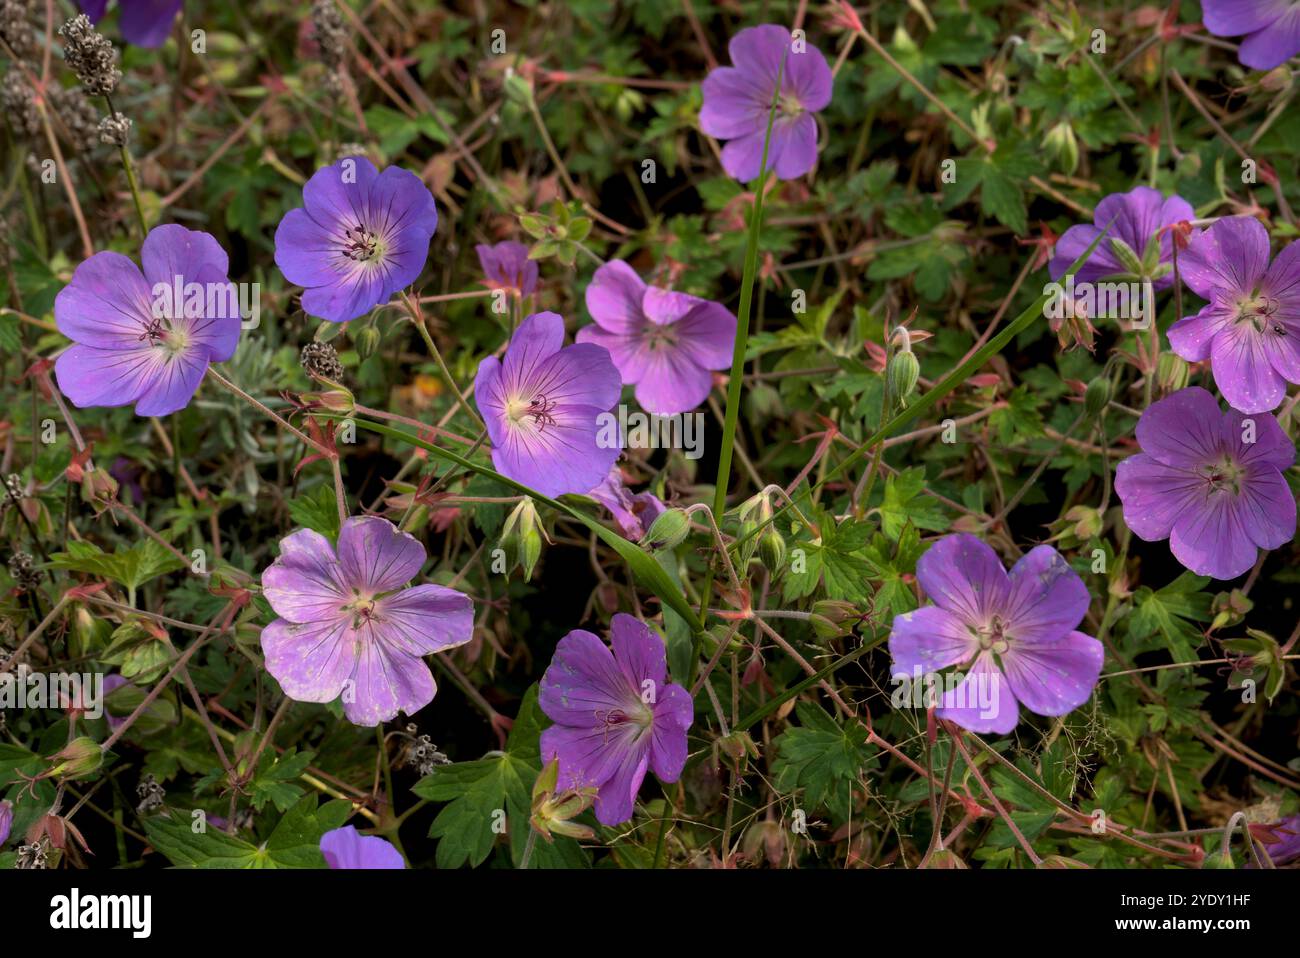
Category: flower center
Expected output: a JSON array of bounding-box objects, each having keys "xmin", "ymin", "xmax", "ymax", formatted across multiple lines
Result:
[
  {"xmin": 974, "ymin": 614, "xmax": 1011, "ymax": 654},
  {"xmin": 341, "ymin": 224, "xmax": 382, "ymax": 263},
  {"xmin": 595, "ymin": 700, "xmax": 653, "ymax": 744},
  {"xmin": 343, "ymin": 594, "xmax": 380, "ymax": 629},
  {"xmin": 644, "ymin": 326, "xmax": 679, "ymax": 351},
  {"xmin": 507, "ymin": 393, "xmax": 559, "ymax": 432},
  {"xmin": 1236, "ymin": 293, "xmax": 1283, "ymax": 333},
  {"xmin": 779, "ymin": 92, "xmax": 803, "ymax": 118},
  {"xmin": 1201, "ymin": 455, "xmax": 1244, "ymax": 495},
  {"xmin": 138, "ymin": 317, "xmax": 189, "ymax": 356}
]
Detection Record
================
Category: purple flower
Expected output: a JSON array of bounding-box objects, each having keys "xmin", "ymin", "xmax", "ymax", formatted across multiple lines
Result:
[
  {"xmin": 588, "ymin": 465, "xmax": 666, "ymax": 540},
  {"xmin": 1049, "ymin": 186, "xmax": 1194, "ymax": 290},
  {"xmin": 1167, "ymin": 216, "xmax": 1300, "ymax": 414},
  {"xmin": 260, "ymin": 516, "xmax": 474, "ymax": 727},
  {"xmin": 54, "ymin": 225, "xmax": 241, "ymax": 417},
  {"xmin": 102, "ymin": 673, "xmax": 130, "ymax": 732},
  {"xmin": 699, "ymin": 24, "xmax": 833, "ymax": 181},
  {"xmin": 1114, "ymin": 387, "xmax": 1295, "ymax": 580},
  {"xmin": 1249, "ymin": 815, "xmax": 1300, "ymax": 866},
  {"xmin": 320, "ymin": 825, "xmax": 405, "ymax": 869},
  {"xmin": 888, "ymin": 535, "xmax": 1104, "ymax": 735},
  {"xmin": 476, "ymin": 241, "xmax": 538, "ymax": 298},
  {"xmin": 79, "ymin": 0, "xmax": 181, "ymax": 48},
  {"xmin": 579, "ymin": 260, "xmax": 736, "ymax": 415},
  {"xmin": 474, "ymin": 311, "xmax": 622, "ymax": 497},
  {"xmin": 274, "ymin": 157, "xmax": 438, "ymax": 323},
  {"xmin": 1203, "ymin": 0, "xmax": 1300, "ymax": 70},
  {"xmin": 540, "ymin": 614, "xmax": 692, "ymax": 825},
  {"xmin": 0, "ymin": 799, "xmax": 11, "ymax": 846}
]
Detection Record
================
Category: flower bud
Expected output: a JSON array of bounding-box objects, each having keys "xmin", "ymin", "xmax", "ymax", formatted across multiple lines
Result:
[
  {"xmin": 641, "ymin": 508, "xmax": 690, "ymax": 551},
  {"xmin": 353, "ymin": 325, "xmax": 382, "ymax": 359},
  {"xmin": 1209, "ymin": 589, "xmax": 1252, "ymax": 632},
  {"xmin": 501, "ymin": 497, "xmax": 543, "ymax": 580},
  {"xmin": 811, "ymin": 600, "xmax": 860, "ymax": 638},
  {"xmin": 922, "ymin": 848, "xmax": 968, "ymax": 869},
  {"xmin": 80, "ymin": 467, "xmax": 119, "ymax": 509},
  {"xmin": 1043, "ymin": 121, "xmax": 1078, "ymax": 175},
  {"xmin": 759, "ymin": 527, "xmax": 786, "ymax": 573},
  {"xmin": 530, "ymin": 759, "xmax": 596, "ymax": 843},
  {"xmin": 49, "ymin": 737, "xmax": 103, "ymax": 779},
  {"xmin": 886, "ymin": 347, "xmax": 920, "ymax": 405},
  {"xmin": 1084, "ymin": 376, "xmax": 1111, "ymax": 418},
  {"xmin": 1156, "ymin": 352, "xmax": 1189, "ymax": 394},
  {"xmin": 0, "ymin": 799, "xmax": 12, "ymax": 845}
]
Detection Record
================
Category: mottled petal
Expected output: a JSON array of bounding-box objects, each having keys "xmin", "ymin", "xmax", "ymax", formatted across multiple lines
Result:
[
  {"xmin": 888, "ymin": 605, "xmax": 978, "ymax": 677},
  {"xmin": 343, "ymin": 641, "xmax": 435, "ymax": 726},
  {"xmin": 649, "ymin": 683, "xmax": 693, "ymax": 782},
  {"xmin": 1114, "ymin": 454, "xmax": 1206, "ymax": 541},
  {"xmin": 1179, "ymin": 216, "xmax": 1271, "ymax": 301},
  {"xmin": 915, "ymin": 534, "xmax": 1011, "ymax": 624},
  {"xmin": 1134, "ymin": 387, "xmax": 1224, "ymax": 467},
  {"xmin": 999, "ymin": 631, "xmax": 1104, "ymax": 718},
  {"xmin": 261, "ymin": 617, "xmax": 356, "ymax": 703},
  {"xmin": 935, "ymin": 653, "xmax": 1019, "ymax": 735},
  {"xmin": 1169, "ymin": 493, "xmax": 1261, "ymax": 579},
  {"xmin": 608, "ymin": 614, "xmax": 668, "ymax": 690},
  {"xmin": 375, "ymin": 584, "xmax": 474, "ymax": 656},
  {"xmin": 336, "ymin": 516, "xmax": 425, "ymax": 594},
  {"xmin": 585, "ymin": 260, "xmax": 648, "ymax": 335},
  {"xmin": 539, "ymin": 629, "xmax": 636, "ymax": 727},
  {"xmin": 1211, "ymin": 320, "xmax": 1287, "ymax": 413},
  {"xmin": 321, "ymin": 825, "xmax": 405, "ymax": 869},
  {"xmin": 1236, "ymin": 465, "xmax": 1297, "ymax": 549},
  {"xmin": 261, "ymin": 527, "xmax": 348, "ymax": 623},
  {"xmin": 1003, "ymin": 545, "xmax": 1091, "ymax": 643}
]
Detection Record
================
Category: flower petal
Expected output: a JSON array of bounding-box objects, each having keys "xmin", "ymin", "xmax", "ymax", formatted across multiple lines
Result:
[
  {"xmin": 914, "ymin": 534, "xmax": 1011, "ymax": 624},
  {"xmin": 261, "ymin": 617, "xmax": 357, "ymax": 703},
  {"xmin": 888, "ymin": 605, "xmax": 979, "ymax": 677},
  {"xmin": 935, "ymin": 653, "xmax": 1019, "ymax": 735},
  {"xmin": 1003, "ymin": 545, "xmax": 1091, "ymax": 643},
  {"xmin": 999, "ymin": 630, "xmax": 1103, "ymax": 718},
  {"xmin": 336, "ymin": 516, "xmax": 425, "ymax": 594},
  {"xmin": 261, "ymin": 528, "xmax": 348, "ymax": 623},
  {"xmin": 343, "ymin": 641, "xmax": 435, "ymax": 726},
  {"xmin": 374, "ymin": 584, "xmax": 474, "ymax": 656}
]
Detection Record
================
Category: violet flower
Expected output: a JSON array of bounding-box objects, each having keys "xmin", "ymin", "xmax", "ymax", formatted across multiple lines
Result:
[
  {"xmin": 260, "ymin": 516, "xmax": 474, "ymax": 726},
  {"xmin": 274, "ymin": 156, "xmax": 438, "ymax": 323},
  {"xmin": 476, "ymin": 241, "xmax": 538, "ymax": 299},
  {"xmin": 79, "ymin": 0, "xmax": 181, "ymax": 48},
  {"xmin": 699, "ymin": 23, "xmax": 833, "ymax": 181},
  {"xmin": 1167, "ymin": 216, "xmax": 1300, "ymax": 414},
  {"xmin": 588, "ymin": 465, "xmax": 666, "ymax": 540},
  {"xmin": 1248, "ymin": 815, "xmax": 1300, "ymax": 867},
  {"xmin": 888, "ymin": 534, "xmax": 1104, "ymax": 735},
  {"xmin": 1202, "ymin": 0, "xmax": 1300, "ymax": 70},
  {"xmin": 1050, "ymin": 186, "xmax": 1194, "ymax": 291},
  {"xmin": 102, "ymin": 673, "xmax": 129, "ymax": 732},
  {"xmin": 579, "ymin": 260, "xmax": 736, "ymax": 416},
  {"xmin": 0, "ymin": 799, "xmax": 11, "ymax": 847},
  {"xmin": 320, "ymin": 825, "xmax": 405, "ymax": 869},
  {"xmin": 54, "ymin": 224, "xmax": 241, "ymax": 417},
  {"xmin": 539, "ymin": 614, "xmax": 693, "ymax": 826},
  {"xmin": 1114, "ymin": 387, "xmax": 1296, "ymax": 580},
  {"xmin": 474, "ymin": 311, "xmax": 622, "ymax": 497}
]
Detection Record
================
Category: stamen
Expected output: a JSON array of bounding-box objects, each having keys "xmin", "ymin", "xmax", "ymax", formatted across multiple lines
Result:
[{"xmin": 342, "ymin": 224, "xmax": 380, "ymax": 262}]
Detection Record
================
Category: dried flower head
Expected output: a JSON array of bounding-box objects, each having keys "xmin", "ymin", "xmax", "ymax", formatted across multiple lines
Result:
[
  {"xmin": 58, "ymin": 14, "xmax": 121, "ymax": 96},
  {"xmin": 98, "ymin": 110, "xmax": 131, "ymax": 146},
  {"xmin": 300, "ymin": 341, "xmax": 344, "ymax": 382}
]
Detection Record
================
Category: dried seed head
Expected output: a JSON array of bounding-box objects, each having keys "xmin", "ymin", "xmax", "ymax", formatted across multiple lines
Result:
[
  {"xmin": 135, "ymin": 774, "xmax": 165, "ymax": 815},
  {"xmin": 51, "ymin": 85, "xmax": 101, "ymax": 151},
  {"xmin": 0, "ymin": 0, "xmax": 37, "ymax": 61},
  {"xmin": 7, "ymin": 552, "xmax": 39, "ymax": 593},
  {"xmin": 311, "ymin": 0, "xmax": 347, "ymax": 71},
  {"xmin": 15, "ymin": 838, "xmax": 49, "ymax": 869},
  {"xmin": 58, "ymin": 14, "xmax": 121, "ymax": 96},
  {"xmin": 3, "ymin": 473, "xmax": 23, "ymax": 502},
  {"xmin": 0, "ymin": 72, "xmax": 40, "ymax": 137},
  {"xmin": 98, "ymin": 111, "xmax": 132, "ymax": 147},
  {"xmin": 300, "ymin": 342, "xmax": 344, "ymax": 382}
]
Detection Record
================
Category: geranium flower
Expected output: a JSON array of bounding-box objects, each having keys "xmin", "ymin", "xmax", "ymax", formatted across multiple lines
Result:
[
  {"xmin": 1114, "ymin": 387, "xmax": 1296, "ymax": 579},
  {"xmin": 54, "ymin": 224, "xmax": 241, "ymax": 417},
  {"xmin": 320, "ymin": 825, "xmax": 404, "ymax": 869},
  {"xmin": 1049, "ymin": 186, "xmax": 1195, "ymax": 290},
  {"xmin": 699, "ymin": 23, "xmax": 833, "ymax": 181},
  {"xmin": 587, "ymin": 465, "xmax": 666, "ymax": 540},
  {"xmin": 539, "ymin": 614, "xmax": 692, "ymax": 826},
  {"xmin": 78, "ymin": 0, "xmax": 181, "ymax": 48},
  {"xmin": 274, "ymin": 156, "xmax": 438, "ymax": 323},
  {"xmin": 888, "ymin": 534, "xmax": 1103, "ymax": 735},
  {"xmin": 476, "ymin": 241, "xmax": 538, "ymax": 298},
  {"xmin": 1202, "ymin": 0, "xmax": 1300, "ymax": 70},
  {"xmin": 1247, "ymin": 814, "xmax": 1300, "ymax": 867},
  {"xmin": 1167, "ymin": 216, "xmax": 1300, "ymax": 414},
  {"xmin": 578, "ymin": 260, "xmax": 736, "ymax": 416},
  {"xmin": 474, "ymin": 311, "xmax": 622, "ymax": 497},
  {"xmin": 0, "ymin": 799, "xmax": 11, "ymax": 847},
  {"xmin": 260, "ymin": 516, "xmax": 473, "ymax": 726}
]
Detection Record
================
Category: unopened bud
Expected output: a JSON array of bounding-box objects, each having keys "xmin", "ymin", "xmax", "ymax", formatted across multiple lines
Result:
[
  {"xmin": 353, "ymin": 325, "xmax": 382, "ymax": 359},
  {"xmin": 1084, "ymin": 376, "xmax": 1111, "ymax": 418},
  {"xmin": 641, "ymin": 508, "xmax": 690, "ymax": 551},
  {"xmin": 886, "ymin": 347, "xmax": 920, "ymax": 404}
]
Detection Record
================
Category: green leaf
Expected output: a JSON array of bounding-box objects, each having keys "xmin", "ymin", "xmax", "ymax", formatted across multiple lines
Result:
[
  {"xmin": 771, "ymin": 701, "xmax": 876, "ymax": 818},
  {"xmin": 287, "ymin": 485, "xmax": 342, "ymax": 542},
  {"xmin": 49, "ymin": 540, "xmax": 185, "ymax": 590},
  {"xmin": 142, "ymin": 794, "xmax": 336, "ymax": 868},
  {"xmin": 1127, "ymin": 571, "xmax": 1212, "ymax": 661}
]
